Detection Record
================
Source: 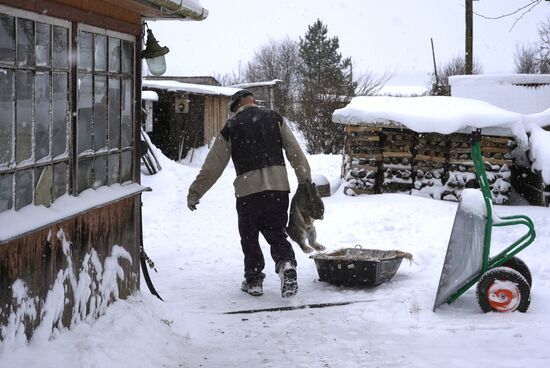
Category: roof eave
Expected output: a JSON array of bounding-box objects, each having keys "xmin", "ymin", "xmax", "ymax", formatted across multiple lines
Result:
[{"xmin": 140, "ymin": 0, "xmax": 208, "ymax": 20}]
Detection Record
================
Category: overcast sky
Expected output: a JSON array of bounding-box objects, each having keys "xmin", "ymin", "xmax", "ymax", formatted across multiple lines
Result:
[{"xmin": 149, "ymin": 0, "xmax": 550, "ymax": 86}]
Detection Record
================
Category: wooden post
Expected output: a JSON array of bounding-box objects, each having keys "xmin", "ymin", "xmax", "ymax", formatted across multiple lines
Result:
[{"xmin": 465, "ymin": 0, "xmax": 473, "ymax": 74}]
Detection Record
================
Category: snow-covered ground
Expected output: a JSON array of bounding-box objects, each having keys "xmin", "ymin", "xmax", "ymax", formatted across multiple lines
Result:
[{"xmin": 1, "ymin": 143, "xmax": 550, "ymax": 367}]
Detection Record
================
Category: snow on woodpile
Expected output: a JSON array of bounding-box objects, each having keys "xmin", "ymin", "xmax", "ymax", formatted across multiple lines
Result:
[
  {"xmin": 333, "ymin": 96, "xmax": 525, "ymax": 139},
  {"xmin": 527, "ymin": 123, "xmax": 550, "ymax": 184},
  {"xmin": 332, "ymin": 96, "xmax": 550, "ymax": 205}
]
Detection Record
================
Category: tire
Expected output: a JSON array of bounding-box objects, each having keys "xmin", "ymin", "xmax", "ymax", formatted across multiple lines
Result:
[
  {"xmin": 476, "ymin": 267, "xmax": 531, "ymax": 313},
  {"xmin": 501, "ymin": 256, "xmax": 532, "ymax": 287}
]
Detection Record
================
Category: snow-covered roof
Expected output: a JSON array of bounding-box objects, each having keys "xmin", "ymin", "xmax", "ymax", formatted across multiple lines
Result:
[
  {"xmin": 449, "ymin": 74, "xmax": 550, "ymax": 114},
  {"xmin": 230, "ymin": 79, "xmax": 283, "ymax": 88},
  {"xmin": 450, "ymin": 74, "xmax": 550, "ymax": 85},
  {"xmin": 142, "ymin": 79, "xmax": 240, "ymax": 97},
  {"xmin": 142, "ymin": 90, "xmax": 159, "ymax": 101},
  {"xmin": 332, "ymin": 96, "xmax": 526, "ymax": 134},
  {"xmin": 142, "ymin": 0, "xmax": 208, "ymax": 20}
]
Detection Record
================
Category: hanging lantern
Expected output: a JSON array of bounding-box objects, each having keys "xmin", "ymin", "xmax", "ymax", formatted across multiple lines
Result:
[{"xmin": 142, "ymin": 29, "xmax": 169, "ymax": 76}]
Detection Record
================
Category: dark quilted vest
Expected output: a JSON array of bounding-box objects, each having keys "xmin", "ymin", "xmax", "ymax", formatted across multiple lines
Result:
[{"xmin": 220, "ymin": 107, "xmax": 285, "ymax": 176}]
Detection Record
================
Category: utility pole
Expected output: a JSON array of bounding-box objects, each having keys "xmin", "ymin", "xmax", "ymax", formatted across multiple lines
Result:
[{"xmin": 465, "ymin": 0, "xmax": 473, "ymax": 74}]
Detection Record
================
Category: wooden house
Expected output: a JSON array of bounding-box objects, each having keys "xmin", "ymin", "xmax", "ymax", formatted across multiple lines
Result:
[
  {"xmin": 142, "ymin": 78, "xmax": 240, "ymax": 160},
  {"xmin": 333, "ymin": 96, "xmax": 520, "ymax": 205},
  {"xmin": 0, "ymin": 0, "xmax": 208, "ymax": 343}
]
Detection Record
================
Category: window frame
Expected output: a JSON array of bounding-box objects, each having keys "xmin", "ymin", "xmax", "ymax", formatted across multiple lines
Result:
[
  {"xmin": 75, "ymin": 24, "xmax": 136, "ymax": 194},
  {"xmin": 0, "ymin": 5, "xmax": 137, "ymax": 214},
  {"xmin": 0, "ymin": 7, "xmax": 71, "ymax": 211}
]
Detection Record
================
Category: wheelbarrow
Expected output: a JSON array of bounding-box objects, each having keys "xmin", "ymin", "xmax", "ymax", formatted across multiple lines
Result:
[{"xmin": 433, "ymin": 129, "xmax": 536, "ymax": 313}]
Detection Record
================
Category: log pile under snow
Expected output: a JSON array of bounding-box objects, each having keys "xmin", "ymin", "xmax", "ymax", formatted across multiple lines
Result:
[
  {"xmin": 343, "ymin": 125, "xmax": 514, "ymax": 204},
  {"xmin": 333, "ymin": 95, "xmax": 550, "ymax": 206}
]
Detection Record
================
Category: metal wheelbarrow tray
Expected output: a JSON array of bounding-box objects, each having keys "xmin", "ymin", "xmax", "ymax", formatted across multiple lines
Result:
[{"xmin": 310, "ymin": 248, "xmax": 412, "ymax": 286}]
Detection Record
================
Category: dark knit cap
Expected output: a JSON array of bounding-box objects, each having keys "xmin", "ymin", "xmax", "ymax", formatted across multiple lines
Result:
[{"xmin": 229, "ymin": 89, "xmax": 254, "ymax": 112}]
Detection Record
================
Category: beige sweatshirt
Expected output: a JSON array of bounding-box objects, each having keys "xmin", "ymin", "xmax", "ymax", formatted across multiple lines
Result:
[{"xmin": 187, "ymin": 104, "xmax": 311, "ymax": 202}]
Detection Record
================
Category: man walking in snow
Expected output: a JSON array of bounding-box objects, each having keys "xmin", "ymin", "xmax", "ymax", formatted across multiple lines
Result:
[{"xmin": 187, "ymin": 89, "xmax": 312, "ymax": 298}]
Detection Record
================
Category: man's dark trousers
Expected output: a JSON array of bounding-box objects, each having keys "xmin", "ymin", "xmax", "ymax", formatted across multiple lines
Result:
[{"xmin": 236, "ymin": 190, "xmax": 297, "ymax": 283}]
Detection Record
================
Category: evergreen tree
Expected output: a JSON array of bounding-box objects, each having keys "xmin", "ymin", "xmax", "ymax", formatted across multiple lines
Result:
[{"xmin": 296, "ymin": 19, "xmax": 356, "ymax": 154}]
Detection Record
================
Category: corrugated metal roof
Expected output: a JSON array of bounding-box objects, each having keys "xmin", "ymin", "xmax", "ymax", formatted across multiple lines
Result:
[{"xmin": 450, "ymin": 74, "xmax": 550, "ymax": 85}]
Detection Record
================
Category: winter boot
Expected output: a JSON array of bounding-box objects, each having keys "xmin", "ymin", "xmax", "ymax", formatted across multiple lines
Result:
[
  {"xmin": 241, "ymin": 280, "xmax": 263, "ymax": 296},
  {"xmin": 278, "ymin": 262, "xmax": 298, "ymax": 298}
]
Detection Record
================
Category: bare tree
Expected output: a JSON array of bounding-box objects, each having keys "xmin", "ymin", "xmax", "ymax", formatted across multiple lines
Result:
[
  {"xmin": 514, "ymin": 44, "xmax": 539, "ymax": 73},
  {"xmin": 428, "ymin": 55, "xmax": 483, "ymax": 96},
  {"xmin": 537, "ymin": 16, "xmax": 550, "ymax": 72},
  {"xmin": 242, "ymin": 37, "xmax": 302, "ymax": 119},
  {"xmin": 355, "ymin": 68, "xmax": 396, "ymax": 96},
  {"xmin": 213, "ymin": 61, "xmax": 247, "ymax": 86},
  {"xmin": 513, "ymin": 16, "xmax": 550, "ymax": 73}
]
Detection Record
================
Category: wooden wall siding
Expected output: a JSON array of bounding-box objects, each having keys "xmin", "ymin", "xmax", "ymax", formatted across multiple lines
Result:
[
  {"xmin": 0, "ymin": 196, "xmax": 140, "ymax": 342},
  {"xmin": 204, "ymin": 95, "xmax": 230, "ymax": 146},
  {"xmin": 187, "ymin": 94, "xmax": 206, "ymax": 151},
  {"xmin": 1, "ymin": 0, "xmax": 142, "ymax": 34},
  {"xmin": 149, "ymin": 92, "xmax": 206, "ymax": 161},
  {"xmin": 343, "ymin": 125, "xmax": 515, "ymax": 204},
  {"xmin": 149, "ymin": 91, "xmax": 172, "ymax": 158},
  {"xmin": 149, "ymin": 91, "xmax": 183, "ymax": 160}
]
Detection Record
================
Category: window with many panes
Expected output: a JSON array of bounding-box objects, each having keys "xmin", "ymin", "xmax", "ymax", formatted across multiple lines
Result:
[
  {"xmin": 76, "ymin": 25, "xmax": 135, "ymax": 194},
  {"xmin": 0, "ymin": 7, "xmax": 135, "ymax": 214}
]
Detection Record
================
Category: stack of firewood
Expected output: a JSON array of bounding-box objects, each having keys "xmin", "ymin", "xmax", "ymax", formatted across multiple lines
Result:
[
  {"xmin": 445, "ymin": 133, "xmax": 513, "ymax": 204},
  {"xmin": 343, "ymin": 126, "xmax": 381, "ymax": 195},
  {"xmin": 342, "ymin": 125, "xmax": 514, "ymax": 204},
  {"xmin": 380, "ymin": 128, "xmax": 414, "ymax": 193},
  {"xmin": 480, "ymin": 135, "xmax": 515, "ymax": 204},
  {"xmin": 412, "ymin": 133, "xmax": 448, "ymax": 199}
]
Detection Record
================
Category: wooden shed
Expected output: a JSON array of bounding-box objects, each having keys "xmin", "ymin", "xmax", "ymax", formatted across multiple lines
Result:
[
  {"xmin": 333, "ymin": 96, "xmax": 524, "ymax": 205},
  {"xmin": 230, "ymin": 79, "xmax": 282, "ymax": 111},
  {"xmin": 142, "ymin": 78, "xmax": 240, "ymax": 160},
  {"xmin": 0, "ymin": 0, "xmax": 208, "ymax": 344}
]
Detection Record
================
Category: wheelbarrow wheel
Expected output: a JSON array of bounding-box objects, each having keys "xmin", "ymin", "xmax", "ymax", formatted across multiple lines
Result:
[
  {"xmin": 501, "ymin": 256, "xmax": 532, "ymax": 287},
  {"xmin": 476, "ymin": 267, "xmax": 531, "ymax": 313}
]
